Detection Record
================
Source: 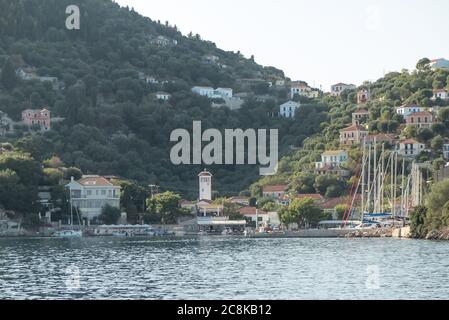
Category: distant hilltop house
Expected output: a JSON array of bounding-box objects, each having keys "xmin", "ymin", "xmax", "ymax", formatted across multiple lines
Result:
[
  {"xmin": 203, "ymin": 54, "xmax": 219, "ymax": 63},
  {"xmin": 339, "ymin": 124, "xmax": 368, "ymax": 146},
  {"xmin": 396, "ymin": 103, "xmax": 423, "ymax": 117},
  {"xmin": 352, "ymin": 108, "xmax": 370, "ymax": 125},
  {"xmin": 430, "ymin": 58, "xmax": 449, "ymax": 70},
  {"xmin": 290, "ymin": 81, "xmax": 319, "ymax": 99},
  {"xmin": 150, "ymin": 35, "xmax": 178, "ymax": 47},
  {"xmin": 191, "ymin": 86, "xmax": 233, "ymax": 99},
  {"xmin": 357, "ymin": 89, "xmax": 370, "ymax": 104},
  {"xmin": 279, "ymin": 100, "xmax": 300, "ymax": 118},
  {"xmin": 66, "ymin": 175, "xmax": 121, "ymax": 222},
  {"xmin": 432, "ymin": 89, "xmax": 448, "ymax": 101},
  {"xmin": 405, "ymin": 111, "xmax": 435, "ymax": 129},
  {"xmin": 155, "ymin": 91, "xmax": 171, "ymax": 101},
  {"xmin": 330, "ymin": 83, "xmax": 356, "ymax": 96},
  {"xmin": 21, "ymin": 108, "xmax": 51, "ymax": 131},
  {"xmin": 396, "ymin": 139, "xmax": 426, "ymax": 157},
  {"xmin": 262, "ymin": 185, "xmax": 288, "ymax": 199}
]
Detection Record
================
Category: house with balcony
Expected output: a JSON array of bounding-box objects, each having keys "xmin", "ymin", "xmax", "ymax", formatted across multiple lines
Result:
[
  {"xmin": 315, "ymin": 150, "xmax": 348, "ymax": 168},
  {"xmin": 340, "ymin": 124, "xmax": 368, "ymax": 146},
  {"xmin": 65, "ymin": 175, "xmax": 121, "ymax": 222},
  {"xmin": 396, "ymin": 139, "xmax": 426, "ymax": 157},
  {"xmin": 405, "ymin": 111, "xmax": 435, "ymax": 129}
]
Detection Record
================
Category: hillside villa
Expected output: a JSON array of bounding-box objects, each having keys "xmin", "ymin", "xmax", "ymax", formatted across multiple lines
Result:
[
  {"xmin": 365, "ymin": 133, "xmax": 397, "ymax": 145},
  {"xmin": 396, "ymin": 104, "xmax": 423, "ymax": 117},
  {"xmin": 340, "ymin": 124, "xmax": 368, "ymax": 146},
  {"xmin": 191, "ymin": 86, "xmax": 233, "ymax": 99},
  {"xmin": 65, "ymin": 175, "xmax": 121, "ymax": 222},
  {"xmin": 155, "ymin": 91, "xmax": 171, "ymax": 101},
  {"xmin": 405, "ymin": 111, "xmax": 435, "ymax": 129},
  {"xmin": 396, "ymin": 139, "xmax": 426, "ymax": 157},
  {"xmin": 280, "ymin": 100, "xmax": 300, "ymax": 118},
  {"xmin": 21, "ymin": 108, "xmax": 51, "ymax": 131},
  {"xmin": 331, "ymin": 83, "xmax": 356, "ymax": 96},
  {"xmin": 357, "ymin": 89, "xmax": 370, "ymax": 104},
  {"xmin": 315, "ymin": 150, "xmax": 349, "ymax": 168},
  {"xmin": 432, "ymin": 89, "xmax": 448, "ymax": 101},
  {"xmin": 444, "ymin": 143, "xmax": 449, "ymax": 160},
  {"xmin": 352, "ymin": 109, "xmax": 370, "ymax": 125}
]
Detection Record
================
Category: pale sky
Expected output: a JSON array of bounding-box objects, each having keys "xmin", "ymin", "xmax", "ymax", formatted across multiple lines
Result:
[{"xmin": 115, "ymin": 0, "xmax": 449, "ymax": 91}]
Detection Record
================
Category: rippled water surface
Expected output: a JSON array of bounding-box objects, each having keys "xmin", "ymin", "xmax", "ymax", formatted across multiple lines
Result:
[{"xmin": 1, "ymin": 237, "xmax": 449, "ymax": 299}]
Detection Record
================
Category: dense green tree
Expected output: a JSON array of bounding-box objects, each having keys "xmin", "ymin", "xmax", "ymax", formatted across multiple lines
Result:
[{"xmin": 99, "ymin": 204, "xmax": 121, "ymax": 225}]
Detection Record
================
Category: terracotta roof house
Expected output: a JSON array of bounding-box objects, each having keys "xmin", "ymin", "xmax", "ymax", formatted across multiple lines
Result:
[
  {"xmin": 262, "ymin": 185, "xmax": 288, "ymax": 199},
  {"xmin": 340, "ymin": 124, "xmax": 368, "ymax": 146},
  {"xmin": 405, "ymin": 111, "xmax": 435, "ymax": 129}
]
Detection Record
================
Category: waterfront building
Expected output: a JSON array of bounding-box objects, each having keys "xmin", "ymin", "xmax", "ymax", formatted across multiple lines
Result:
[
  {"xmin": 65, "ymin": 175, "xmax": 121, "ymax": 222},
  {"xmin": 239, "ymin": 206, "xmax": 269, "ymax": 225},
  {"xmin": 262, "ymin": 185, "xmax": 288, "ymax": 199},
  {"xmin": 198, "ymin": 169, "xmax": 212, "ymax": 201}
]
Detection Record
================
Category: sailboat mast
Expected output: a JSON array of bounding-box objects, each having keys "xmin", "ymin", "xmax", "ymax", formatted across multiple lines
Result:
[
  {"xmin": 367, "ymin": 143, "xmax": 372, "ymax": 213},
  {"xmin": 373, "ymin": 138, "xmax": 377, "ymax": 213},
  {"xmin": 361, "ymin": 140, "xmax": 366, "ymax": 220}
]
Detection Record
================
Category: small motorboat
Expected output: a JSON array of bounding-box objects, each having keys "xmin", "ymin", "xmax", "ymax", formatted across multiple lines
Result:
[{"xmin": 53, "ymin": 229, "xmax": 83, "ymax": 238}]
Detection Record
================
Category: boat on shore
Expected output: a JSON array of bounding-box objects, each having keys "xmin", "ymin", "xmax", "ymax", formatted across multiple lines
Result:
[{"xmin": 53, "ymin": 229, "xmax": 82, "ymax": 238}]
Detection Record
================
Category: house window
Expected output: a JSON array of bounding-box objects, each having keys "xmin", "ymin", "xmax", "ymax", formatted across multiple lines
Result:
[{"xmin": 87, "ymin": 190, "xmax": 92, "ymax": 196}]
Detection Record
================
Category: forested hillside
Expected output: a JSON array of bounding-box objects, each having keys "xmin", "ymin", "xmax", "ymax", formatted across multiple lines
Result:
[{"xmin": 0, "ymin": 0, "xmax": 326, "ymax": 200}]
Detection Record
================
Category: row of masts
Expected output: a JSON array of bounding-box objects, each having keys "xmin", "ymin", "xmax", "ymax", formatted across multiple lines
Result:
[{"xmin": 351, "ymin": 137, "xmax": 424, "ymax": 222}]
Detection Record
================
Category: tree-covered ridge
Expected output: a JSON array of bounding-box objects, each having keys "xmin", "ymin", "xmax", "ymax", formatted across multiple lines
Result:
[
  {"xmin": 253, "ymin": 60, "xmax": 449, "ymax": 201},
  {"xmin": 0, "ymin": 0, "xmax": 324, "ymax": 200}
]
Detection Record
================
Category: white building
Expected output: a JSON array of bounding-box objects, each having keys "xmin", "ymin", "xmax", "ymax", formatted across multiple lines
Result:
[
  {"xmin": 396, "ymin": 104, "xmax": 423, "ymax": 117},
  {"xmin": 198, "ymin": 169, "xmax": 212, "ymax": 201},
  {"xmin": 331, "ymin": 83, "xmax": 356, "ymax": 96},
  {"xmin": 280, "ymin": 100, "xmax": 300, "ymax": 118},
  {"xmin": 396, "ymin": 139, "xmax": 426, "ymax": 157},
  {"xmin": 155, "ymin": 91, "xmax": 171, "ymax": 101},
  {"xmin": 443, "ymin": 143, "xmax": 449, "ymax": 160},
  {"xmin": 432, "ymin": 89, "xmax": 448, "ymax": 101},
  {"xmin": 66, "ymin": 176, "xmax": 121, "ymax": 221},
  {"xmin": 315, "ymin": 150, "xmax": 349, "ymax": 169},
  {"xmin": 191, "ymin": 86, "xmax": 233, "ymax": 99}
]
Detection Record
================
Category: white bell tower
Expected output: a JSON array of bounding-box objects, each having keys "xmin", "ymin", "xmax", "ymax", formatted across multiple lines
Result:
[{"xmin": 198, "ymin": 169, "xmax": 212, "ymax": 201}]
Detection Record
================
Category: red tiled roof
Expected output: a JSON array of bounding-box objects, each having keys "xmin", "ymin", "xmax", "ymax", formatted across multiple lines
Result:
[
  {"xmin": 353, "ymin": 109, "xmax": 369, "ymax": 114},
  {"xmin": 78, "ymin": 176, "xmax": 114, "ymax": 187},
  {"xmin": 406, "ymin": 111, "xmax": 433, "ymax": 117},
  {"xmin": 399, "ymin": 139, "xmax": 420, "ymax": 145},
  {"xmin": 297, "ymin": 194, "xmax": 324, "ymax": 201},
  {"xmin": 340, "ymin": 124, "xmax": 367, "ymax": 132},
  {"xmin": 263, "ymin": 185, "xmax": 288, "ymax": 192},
  {"xmin": 239, "ymin": 206, "xmax": 268, "ymax": 215}
]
